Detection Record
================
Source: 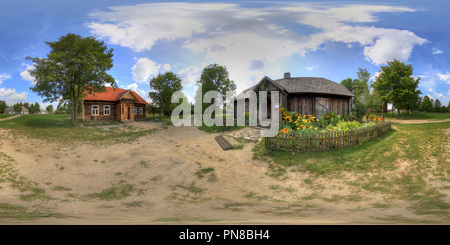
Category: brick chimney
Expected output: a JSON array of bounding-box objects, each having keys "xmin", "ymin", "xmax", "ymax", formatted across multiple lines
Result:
[{"xmin": 284, "ymin": 72, "xmax": 291, "ymax": 79}]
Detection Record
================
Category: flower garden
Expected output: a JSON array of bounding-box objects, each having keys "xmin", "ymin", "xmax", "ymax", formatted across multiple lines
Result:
[{"xmin": 264, "ymin": 107, "xmax": 391, "ymax": 152}]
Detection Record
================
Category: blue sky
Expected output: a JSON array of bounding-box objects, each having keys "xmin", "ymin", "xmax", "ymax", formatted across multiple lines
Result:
[{"xmin": 1, "ymin": 0, "xmax": 450, "ymax": 109}]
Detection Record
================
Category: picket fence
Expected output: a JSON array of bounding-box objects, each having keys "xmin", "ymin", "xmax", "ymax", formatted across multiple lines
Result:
[{"xmin": 264, "ymin": 121, "xmax": 391, "ymax": 153}]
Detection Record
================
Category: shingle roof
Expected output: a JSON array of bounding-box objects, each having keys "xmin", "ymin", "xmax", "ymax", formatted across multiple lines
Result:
[
  {"xmin": 82, "ymin": 87, "xmax": 148, "ymax": 104},
  {"xmin": 274, "ymin": 77, "xmax": 354, "ymax": 97},
  {"xmin": 240, "ymin": 76, "xmax": 353, "ymax": 97}
]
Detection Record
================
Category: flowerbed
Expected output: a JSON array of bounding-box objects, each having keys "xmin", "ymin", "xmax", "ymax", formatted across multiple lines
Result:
[{"xmin": 265, "ymin": 108, "xmax": 391, "ymax": 152}]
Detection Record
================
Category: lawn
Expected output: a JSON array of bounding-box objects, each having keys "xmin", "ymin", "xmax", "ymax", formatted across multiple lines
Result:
[
  {"xmin": 0, "ymin": 114, "xmax": 160, "ymax": 145},
  {"xmin": 373, "ymin": 111, "xmax": 450, "ymax": 120},
  {"xmin": 0, "ymin": 114, "xmax": 14, "ymax": 119}
]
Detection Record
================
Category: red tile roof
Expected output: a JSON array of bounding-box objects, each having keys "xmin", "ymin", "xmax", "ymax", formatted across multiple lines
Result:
[{"xmin": 82, "ymin": 87, "xmax": 148, "ymax": 104}]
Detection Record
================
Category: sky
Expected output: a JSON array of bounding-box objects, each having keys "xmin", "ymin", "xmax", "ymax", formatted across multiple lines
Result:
[{"xmin": 1, "ymin": 0, "xmax": 450, "ymax": 109}]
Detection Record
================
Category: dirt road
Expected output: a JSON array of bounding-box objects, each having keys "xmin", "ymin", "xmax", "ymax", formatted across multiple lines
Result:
[{"xmin": 0, "ymin": 119, "xmax": 447, "ymax": 225}]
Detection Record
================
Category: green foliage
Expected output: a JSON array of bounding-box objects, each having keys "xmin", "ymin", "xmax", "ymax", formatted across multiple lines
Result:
[
  {"xmin": 0, "ymin": 100, "xmax": 7, "ymax": 114},
  {"xmin": 194, "ymin": 64, "xmax": 237, "ymax": 113},
  {"xmin": 420, "ymin": 96, "xmax": 433, "ymax": 113},
  {"xmin": 13, "ymin": 103, "xmax": 22, "ymax": 113},
  {"xmin": 372, "ymin": 59, "xmax": 421, "ymax": 118},
  {"xmin": 148, "ymin": 71, "xmax": 183, "ymax": 118},
  {"xmin": 340, "ymin": 68, "xmax": 371, "ymax": 118},
  {"xmin": 46, "ymin": 105, "xmax": 53, "ymax": 113},
  {"xmin": 27, "ymin": 33, "xmax": 115, "ymax": 126}
]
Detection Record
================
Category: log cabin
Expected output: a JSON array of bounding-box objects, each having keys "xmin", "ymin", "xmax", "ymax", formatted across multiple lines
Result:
[
  {"xmin": 82, "ymin": 87, "xmax": 148, "ymax": 122},
  {"xmin": 234, "ymin": 72, "xmax": 354, "ymax": 120}
]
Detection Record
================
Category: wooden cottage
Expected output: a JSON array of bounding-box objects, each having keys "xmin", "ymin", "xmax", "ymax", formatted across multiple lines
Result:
[
  {"xmin": 82, "ymin": 87, "xmax": 148, "ymax": 122},
  {"xmin": 235, "ymin": 73, "xmax": 353, "ymax": 120}
]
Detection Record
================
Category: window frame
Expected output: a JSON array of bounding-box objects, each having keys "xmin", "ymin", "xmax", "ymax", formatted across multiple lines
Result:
[
  {"xmin": 104, "ymin": 105, "xmax": 110, "ymax": 115},
  {"xmin": 92, "ymin": 105, "xmax": 99, "ymax": 116}
]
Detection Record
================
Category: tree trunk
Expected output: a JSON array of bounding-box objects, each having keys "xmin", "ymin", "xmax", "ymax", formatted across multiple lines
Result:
[{"xmin": 70, "ymin": 88, "xmax": 77, "ymax": 127}]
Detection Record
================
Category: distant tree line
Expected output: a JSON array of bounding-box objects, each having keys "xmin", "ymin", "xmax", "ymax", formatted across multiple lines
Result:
[
  {"xmin": 0, "ymin": 100, "xmax": 56, "ymax": 114},
  {"xmin": 341, "ymin": 59, "xmax": 450, "ymax": 118}
]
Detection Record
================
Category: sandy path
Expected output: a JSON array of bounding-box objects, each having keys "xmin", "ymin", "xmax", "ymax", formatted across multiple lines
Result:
[
  {"xmin": 0, "ymin": 115, "xmax": 21, "ymax": 121},
  {"xmin": 0, "ymin": 118, "xmax": 448, "ymax": 225},
  {"xmin": 388, "ymin": 118, "xmax": 450, "ymax": 124}
]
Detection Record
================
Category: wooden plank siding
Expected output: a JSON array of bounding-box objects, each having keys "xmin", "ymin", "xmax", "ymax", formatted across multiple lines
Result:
[
  {"xmin": 83, "ymin": 101, "xmax": 147, "ymax": 122},
  {"xmin": 288, "ymin": 94, "xmax": 350, "ymax": 117}
]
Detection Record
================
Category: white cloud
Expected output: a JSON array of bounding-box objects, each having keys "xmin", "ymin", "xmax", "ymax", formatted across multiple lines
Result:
[
  {"xmin": 432, "ymin": 48, "xmax": 443, "ymax": 55},
  {"xmin": 88, "ymin": 2, "xmax": 426, "ymax": 90},
  {"xmin": 178, "ymin": 65, "xmax": 203, "ymax": 87},
  {"xmin": 437, "ymin": 72, "xmax": 450, "ymax": 83},
  {"xmin": 362, "ymin": 30, "xmax": 426, "ymax": 65},
  {"xmin": 0, "ymin": 87, "xmax": 27, "ymax": 105},
  {"xmin": 0, "ymin": 73, "xmax": 12, "ymax": 85},
  {"xmin": 125, "ymin": 82, "xmax": 149, "ymax": 102},
  {"xmin": 20, "ymin": 64, "xmax": 37, "ymax": 85},
  {"xmin": 131, "ymin": 58, "xmax": 161, "ymax": 83},
  {"xmin": 162, "ymin": 64, "xmax": 171, "ymax": 72}
]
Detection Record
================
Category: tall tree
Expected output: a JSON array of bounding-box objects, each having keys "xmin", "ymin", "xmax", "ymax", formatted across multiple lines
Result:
[
  {"xmin": 0, "ymin": 100, "xmax": 7, "ymax": 113},
  {"xmin": 340, "ymin": 68, "xmax": 371, "ymax": 118},
  {"xmin": 433, "ymin": 99, "xmax": 442, "ymax": 112},
  {"xmin": 149, "ymin": 71, "xmax": 183, "ymax": 119},
  {"xmin": 194, "ymin": 64, "xmax": 236, "ymax": 114},
  {"xmin": 372, "ymin": 59, "xmax": 421, "ymax": 118},
  {"xmin": 27, "ymin": 33, "xmax": 115, "ymax": 126},
  {"xmin": 420, "ymin": 96, "xmax": 433, "ymax": 113}
]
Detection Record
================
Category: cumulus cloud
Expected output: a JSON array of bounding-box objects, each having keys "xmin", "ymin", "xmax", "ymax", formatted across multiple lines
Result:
[
  {"xmin": 131, "ymin": 58, "xmax": 161, "ymax": 83},
  {"xmin": 88, "ymin": 2, "xmax": 426, "ymax": 90},
  {"xmin": 0, "ymin": 73, "xmax": 12, "ymax": 85},
  {"xmin": 178, "ymin": 65, "xmax": 203, "ymax": 87},
  {"xmin": 20, "ymin": 64, "xmax": 37, "ymax": 85},
  {"xmin": 0, "ymin": 87, "xmax": 27, "ymax": 105},
  {"xmin": 125, "ymin": 82, "xmax": 149, "ymax": 102},
  {"xmin": 437, "ymin": 72, "xmax": 450, "ymax": 83}
]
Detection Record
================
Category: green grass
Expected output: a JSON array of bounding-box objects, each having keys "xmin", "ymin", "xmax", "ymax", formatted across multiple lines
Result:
[
  {"xmin": 0, "ymin": 203, "xmax": 68, "ymax": 220},
  {"xmin": 373, "ymin": 111, "xmax": 450, "ymax": 120},
  {"xmin": 0, "ymin": 114, "xmax": 15, "ymax": 119},
  {"xmin": 0, "ymin": 114, "xmax": 160, "ymax": 145}
]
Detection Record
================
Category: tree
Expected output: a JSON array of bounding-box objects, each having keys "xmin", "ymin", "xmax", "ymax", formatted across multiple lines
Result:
[
  {"xmin": 34, "ymin": 102, "xmax": 40, "ymax": 113},
  {"xmin": 46, "ymin": 105, "xmax": 54, "ymax": 113},
  {"xmin": 148, "ymin": 71, "xmax": 183, "ymax": 119},
  {"xmin": 372, "ymin": 59, "xmax": 421, "ymax": 118},
  {"xmin": 27, "ymin": 33, "xmax": 115, "ymax": 126},
  {"xmin": 433, "ymin": 99, "xmax": 442, "ymax": 112},
  {"xmin": 420, "ymin": 96, "xmax": 433, "ymax": 113},
  {"xmin": 340, "ymin": 78, "xmax": 354, "ymax": 94},
  {"xmin": 13, "ymin": 103, "xmax": 22, "ymax": 113},
  {"xmin": 0, "ymin": 100, "xmax": 7, "ymax": 113},
  {"xmin": 29, "ymin": 103, "xmax": 36, "ymax": 114},
  {"xmin": 194, "ymin": 64, "xmax": 236, "ymax": 114},
  {"xmin": 340, "ymin": 68, "xmax": 371, "ymax": 118}
]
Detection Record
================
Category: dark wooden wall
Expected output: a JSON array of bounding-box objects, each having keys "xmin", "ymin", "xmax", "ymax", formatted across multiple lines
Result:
[{"xmin": 288, "ymin": 94, "xmax": 350, "ymax": 117}]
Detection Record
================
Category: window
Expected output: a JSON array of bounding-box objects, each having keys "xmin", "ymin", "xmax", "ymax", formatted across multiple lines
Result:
[
  {"xmin": 139, "ymin": 107, "xmax": 143, "ymax": 114},
  {"xmin": 104, "ymin": 105, "xmax": 110, "ymax": 115},
  {"xmin": 134, "ymin": 107, "xmax": 137, "ymax": 114},
  {"xmin": 92, "ymin": 105, "xmax": 99, "ymax": 115}
]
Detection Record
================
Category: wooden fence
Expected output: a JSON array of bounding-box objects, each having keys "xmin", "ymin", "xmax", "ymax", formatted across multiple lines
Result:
[{"xmin": 264, "ymin": 121, "xmax": 391, "ymax": 153}]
